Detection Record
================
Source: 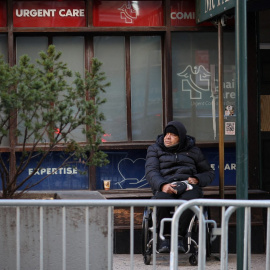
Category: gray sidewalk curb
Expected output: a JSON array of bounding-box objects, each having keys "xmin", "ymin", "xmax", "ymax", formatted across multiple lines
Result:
[{"xmin": 113, "ymin": 253, "xmax": 266, "ymax": 269}]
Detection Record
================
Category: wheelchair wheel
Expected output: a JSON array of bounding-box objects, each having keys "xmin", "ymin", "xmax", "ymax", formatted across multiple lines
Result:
[
  {"xmin": 189, "ymin": 254, "xmax": 198, "ymax": 266},
  {"xmin": 142, "ymin": 207, "xmax": 153, "ymax": 265},
  {"xmin": 143, "ymin": 254, "xmax": 151, "ymax": 265}
]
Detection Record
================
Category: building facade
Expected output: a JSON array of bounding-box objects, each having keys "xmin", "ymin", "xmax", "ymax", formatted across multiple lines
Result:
[{"xmin": 0, "ymin": 0, "xmax": 269, "ymax": 196}]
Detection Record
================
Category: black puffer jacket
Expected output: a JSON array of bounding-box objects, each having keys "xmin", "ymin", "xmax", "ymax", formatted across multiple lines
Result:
[{"xmin": 145, "ymin": 121, "xmax": 215, "ymax": 194}]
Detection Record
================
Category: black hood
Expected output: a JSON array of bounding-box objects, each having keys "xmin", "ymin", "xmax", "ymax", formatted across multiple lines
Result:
[
  {"xmin": 164, "ymin": 121, "xmax": 187, "ymax": 142},
  {"xmin": 156, "ymin": 121, "xmax": 195, "ymax": 151}
]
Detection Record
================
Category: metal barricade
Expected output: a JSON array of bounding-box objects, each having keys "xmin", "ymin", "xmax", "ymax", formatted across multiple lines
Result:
[
  {"xmin": 0, "ymin": 198, "xmax": 269, "ymax": 270},
  {"xmin": 170, "ymin": 198, "xmax": 270, "ymax": 270},
  {"xmin": 0, "ymin": 199, "xmax": 185, "ymax": 270}
]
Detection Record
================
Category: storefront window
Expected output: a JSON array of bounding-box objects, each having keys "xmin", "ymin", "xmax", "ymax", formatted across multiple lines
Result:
[
  {"xmin": 16, "ymin": 37, "xmax": 49, "ymax": 144},
  {"xmin": 94, "ymin": 36, "xmax": 127, "ymax": 142},
  {"xmin": 0, "ymin": 34, "xmax": 8, "ymax": 62},
  {"xmin": 0, "ymin": 34, "xmax": 7, "ymax": 60},
  {"xmin": 53, "ymin": 36, "xmax": 85, "ymax": 142},
  {"xmin": 16, "ymin": 36, "xmax": 86, "ymax": 143},
  {"xmin": 94, "ymin": 35, "xmax": 162, "ymax": 142},
  {"xmin": 172, "ymin": 32, "xmax": 235, "ymax": 142},
  {"xmin": 16, "ymin": 36, "xmax": 48, "ymax": 62},
  {"xmin": 130, "ymin": 36, "xmax": 162, "ymax": 140}
]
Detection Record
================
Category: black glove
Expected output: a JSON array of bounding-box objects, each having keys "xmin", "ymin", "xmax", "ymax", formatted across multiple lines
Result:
[{"xmin": 172, "ymin": 181, "xmax": 187, "ymax": 195}]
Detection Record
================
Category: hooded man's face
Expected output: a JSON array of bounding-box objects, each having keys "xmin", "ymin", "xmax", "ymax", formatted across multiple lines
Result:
[{"xmin": 164, "ymin": 132, "xmax": 180, "ymax": 147}]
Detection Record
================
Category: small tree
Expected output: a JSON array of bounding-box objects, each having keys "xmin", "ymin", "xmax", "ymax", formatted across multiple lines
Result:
[{"xmin": 0, "ymin": 45, "xmax": 110, "ymax": 198}]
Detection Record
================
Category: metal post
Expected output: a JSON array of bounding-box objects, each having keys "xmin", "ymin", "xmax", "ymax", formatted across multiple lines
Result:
[
  {"xmin": 235, "ymin": 0, "xmax": 248, "ymax": 269},
  {"xmin": 16, "ymin": 207, "xmax": 20, "ymax": 270},
  {"xmin": 40, "ymin": 206, "xmax": 44, "ymax": 270},
  {"xmin": 85, "ymin": 206, "xmax": 89, "ymax": 270},
  {"xmin": 130, "ymin": 206, "xmax": 134, "ymax": 270},
  {"xmin": 62, "ymin": 206, "xmax": 66, "ymax": 270},
  {"xmin": 152, "ymin": 206, "xmax": 157, "ymax": 269},
  {"xmin": 108, "ymin": 206, "xmax": 114, "ymax": 270},
  {"xmin": 218, "ymin": 18, "xmax": 225, "ymax": 199}
]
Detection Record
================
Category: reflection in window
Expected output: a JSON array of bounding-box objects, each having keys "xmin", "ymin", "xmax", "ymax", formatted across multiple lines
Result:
[
  {"xmin": 0, "ymin": 34, "xmax": 8, "ymax": 62},
  {"xmin": 16, "ymin": 36, "xmax": 48, "ymax": 64},
  {"xmin": 94, "ymin": 35, "xmax": 162, "ymax": 142},
  {"xmin": 94, "ymin": 36, "xmax": 127, "ymax": 142},
  {"xmin": 172, "ymin": 32, "xmax": 235, "ymax": 142},
  {"xmin": 53, "ymin": 36, "xmax": 85, "ymax": 142},
  {"xmin": 130, "ymin": 36, "xmax": 162, "ymax": 140},
  {"xmin": 16, "ymin": 36, "xmax": 86, "ymax": 143},
  {"xmin": 16, "ymin": 37, "xmax": 49, "ymax": 144}
]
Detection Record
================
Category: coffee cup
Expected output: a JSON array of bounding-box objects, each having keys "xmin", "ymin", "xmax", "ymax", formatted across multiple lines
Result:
[{"xmin": 103, "ymin": 180, "xmax": 111, "ymax": 190}]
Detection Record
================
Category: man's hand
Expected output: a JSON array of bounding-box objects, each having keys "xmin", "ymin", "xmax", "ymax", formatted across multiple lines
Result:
[
  {"xmin": 187, "ymin": 177, "xmax": 199, "ymax": 185},
  {"xmin": 161, "ymin": 183, "xmax": 177, "ymax": 194}
]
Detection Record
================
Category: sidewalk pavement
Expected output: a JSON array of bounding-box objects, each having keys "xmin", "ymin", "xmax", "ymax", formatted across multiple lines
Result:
[{"xmin": 113, "ymin": 253, "xmax": 267, "ymax": 270}]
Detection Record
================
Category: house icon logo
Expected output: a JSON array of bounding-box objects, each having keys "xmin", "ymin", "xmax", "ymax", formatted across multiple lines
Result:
[
  {"xmin": 118, "ymin": 3, "xmax": 138, "ymax": 23},
  {"xmin": 177, "ymin": 65, "xmax": 211, "ymax": 99}
]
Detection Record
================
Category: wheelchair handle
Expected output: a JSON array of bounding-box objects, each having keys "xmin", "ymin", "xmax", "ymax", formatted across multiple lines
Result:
[{"xmin": 159, "ymin": 218, "xmax": 173, "ymax": 240}]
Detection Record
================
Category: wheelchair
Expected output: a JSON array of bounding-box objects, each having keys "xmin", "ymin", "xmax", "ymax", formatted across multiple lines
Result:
[{"xmin": 141, "ymin": 206, "xmax": 213, "ymax": 266}]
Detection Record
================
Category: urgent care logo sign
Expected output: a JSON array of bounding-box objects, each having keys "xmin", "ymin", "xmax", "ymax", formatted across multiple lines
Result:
[
  {"xmin": 171, "ymin": 0, "xmax": 212, "ymax": 27},
  {"xmin": 93, "ymin": 0, "xmax": 163, "ymax": 27},
  {"xmin": 13, "ymin": 1, "xmax": 86, "ymax": 27}
]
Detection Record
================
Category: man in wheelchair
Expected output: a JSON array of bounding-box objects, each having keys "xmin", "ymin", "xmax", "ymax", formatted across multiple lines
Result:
[{"xmin": 145, "ymin": 121, "xmax": 215, "ymax": 253}]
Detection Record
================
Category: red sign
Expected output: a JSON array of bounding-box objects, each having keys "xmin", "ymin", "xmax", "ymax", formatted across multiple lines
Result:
[
  {"xmin": 0, "ymin": 1, "xmax": 7, "ymax": 27},
  {"xmin": 93, "ymin": 0, "xmax": 163, "ymax": 27},
  {"xmin": 13, "ymin": 1, "xmax": 86, "ymax": 27},
  {"xmin": 171, "ymin": 0, "xmax": 212, "ymax": 27}
]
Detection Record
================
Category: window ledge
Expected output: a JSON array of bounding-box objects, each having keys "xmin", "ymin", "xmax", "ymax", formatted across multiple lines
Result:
[{"xmin": 99, "ymin": 186, "xmax": 269, "ymax": 199}]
